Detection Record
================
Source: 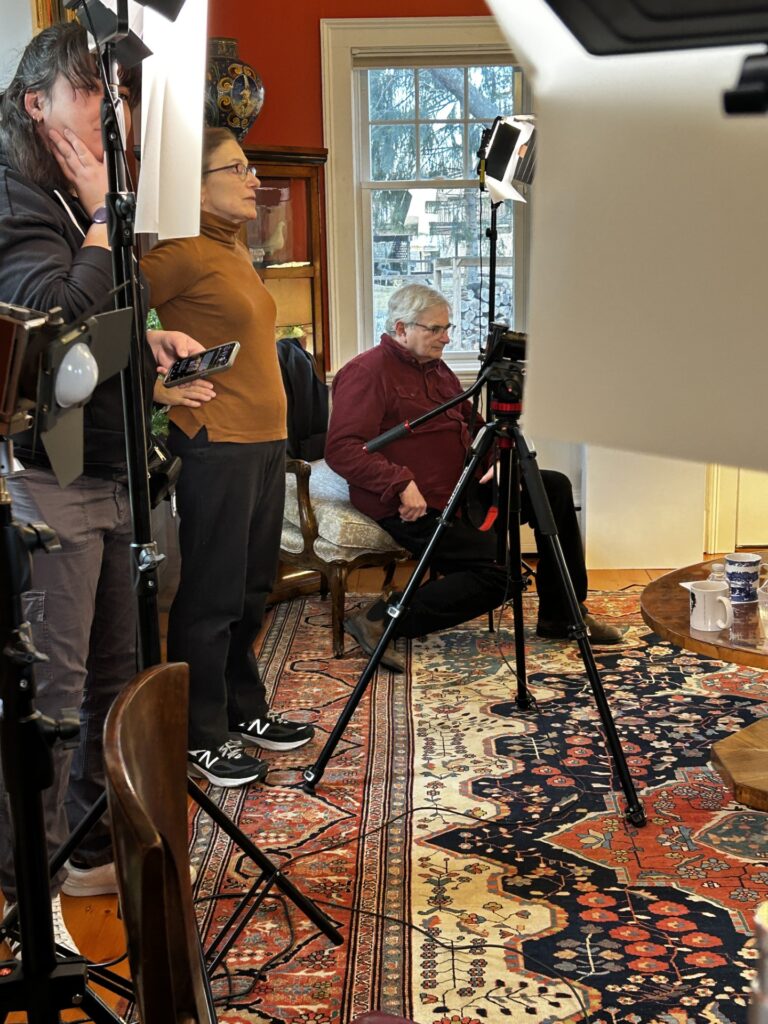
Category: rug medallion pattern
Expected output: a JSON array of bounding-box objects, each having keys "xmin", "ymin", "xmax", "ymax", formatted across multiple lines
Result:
[{"xmin": 190, "ymin": 590, "xmax": 766, "ymax": 1023}]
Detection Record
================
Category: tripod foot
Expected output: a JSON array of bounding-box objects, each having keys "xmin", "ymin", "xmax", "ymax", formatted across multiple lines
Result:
[
  {"xmin": 301, "ymin": 768, "xmax": 318, "ymax": 796},
  {"xmin": 626, "ymin": 803, "xmax": 646, "ymax": 828},
  {"xmin": 515, "ymin": 693, "xmax": 536, "ymax": 711}
]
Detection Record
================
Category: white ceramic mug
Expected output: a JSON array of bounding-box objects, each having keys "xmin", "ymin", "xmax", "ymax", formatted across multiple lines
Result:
[
  {"xmin": 687, "ymin": 580, "xmax": 733, "ymax": 631},
  {"xmin": 725, "ymin": 552, "xmax": 765, "ymax": 604}
]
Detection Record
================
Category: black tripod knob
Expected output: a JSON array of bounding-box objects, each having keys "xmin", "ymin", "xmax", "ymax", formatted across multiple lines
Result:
[{"xmin": 3, "ymin": 622, "xmax": 49, "ymax": 667}]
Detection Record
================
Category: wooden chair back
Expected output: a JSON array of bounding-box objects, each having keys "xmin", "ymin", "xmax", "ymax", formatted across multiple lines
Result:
[{"xmin": 103, "ymin": 662, "xmax": 216, "ymax": 1024}]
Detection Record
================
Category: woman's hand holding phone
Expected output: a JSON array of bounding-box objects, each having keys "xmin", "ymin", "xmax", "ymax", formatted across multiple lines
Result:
[{"xmin": 153, "ymin": 375, "xmax": 216, "ymax": 409}]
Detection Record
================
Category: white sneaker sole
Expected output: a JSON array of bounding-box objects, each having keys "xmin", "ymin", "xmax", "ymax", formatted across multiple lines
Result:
[
  {"xmin": 187, "ymin": 761, "xmax": 267, "ymax": 787},
  {"xmin": 231, "ymin": 731, "xmax": 314, "ymax": 751}
]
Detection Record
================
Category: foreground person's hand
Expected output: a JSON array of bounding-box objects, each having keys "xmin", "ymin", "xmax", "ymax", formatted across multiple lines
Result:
[{"xmin": 48, "ymin": 126, "xmax": 109, "ymax": 218}]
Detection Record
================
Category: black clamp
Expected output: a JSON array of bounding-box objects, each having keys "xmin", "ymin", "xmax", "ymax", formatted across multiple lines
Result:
[{"xmin": 724, "ymin": 48, "xmax": 768, "ymax": 114}]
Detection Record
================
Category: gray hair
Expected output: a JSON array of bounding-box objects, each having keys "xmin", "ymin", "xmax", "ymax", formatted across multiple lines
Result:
[{"xmin": 385, "ymin": 283, "xmax": 451, "ymax": 334}]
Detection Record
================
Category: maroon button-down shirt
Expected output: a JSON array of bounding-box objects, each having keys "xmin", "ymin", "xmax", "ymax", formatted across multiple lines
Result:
[{"xmin": 325, "ymin": 334, "xmax": 478, "ymax": 521}]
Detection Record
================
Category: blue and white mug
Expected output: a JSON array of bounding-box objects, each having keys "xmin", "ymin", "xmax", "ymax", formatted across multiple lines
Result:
[{"xmin": 725, "ymin": 552, "xmax": 765, "ymax": 604}]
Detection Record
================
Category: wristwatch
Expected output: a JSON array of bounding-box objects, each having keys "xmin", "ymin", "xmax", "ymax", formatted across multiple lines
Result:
[{"xmin": 90, "ymin": 206, "xmax": 108, "ymax": 224}]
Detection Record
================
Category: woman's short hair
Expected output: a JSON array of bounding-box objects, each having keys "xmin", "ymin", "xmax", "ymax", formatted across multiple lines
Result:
[
  {"xmin": 386, "ymin": 283, "xmax": 451, "ymax": 334},
  {"xmin": 0, "ymin": 22, "xmax": 139, "ymax": 191},
  {"xmin": 202, "ymin": 126, "xmax": 239, "ymax": 169}
]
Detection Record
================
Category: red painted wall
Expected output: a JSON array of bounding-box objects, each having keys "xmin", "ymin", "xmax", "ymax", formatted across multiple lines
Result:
[{"xmin": 207, "ymin": 0, "xmax": 492, "ymax": 150}]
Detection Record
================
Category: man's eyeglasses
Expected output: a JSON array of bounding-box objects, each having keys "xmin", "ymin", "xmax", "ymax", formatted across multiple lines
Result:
[
  {"xmin": 409, "ymin": 321, "xmax": 454, "ymax": 336},
  {"xmin": 202, "ymin": 163, "xmax": 259, "ymax": 180}
]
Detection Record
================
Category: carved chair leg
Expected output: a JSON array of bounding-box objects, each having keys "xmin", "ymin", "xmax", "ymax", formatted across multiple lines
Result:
[
  {"xmin": 382, "ymin": 560, "xmax": 397, "ymax": 598},
  {"xmin": 320, "ymin": 573, "xmax": 329, "ymax": 601},
  {"xmin": 328, "ymin": 565, "xmax": 348, "ymax": 658}
]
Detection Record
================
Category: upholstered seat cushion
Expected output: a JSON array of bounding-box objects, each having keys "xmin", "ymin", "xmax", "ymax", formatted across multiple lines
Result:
[{"xmin": 283, "ymin": 460, "xmax": 403, "ymax": 556}]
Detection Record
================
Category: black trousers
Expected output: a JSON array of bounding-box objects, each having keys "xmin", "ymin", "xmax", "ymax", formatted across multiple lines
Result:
[
  {"xmin": 167, "ymin": 424, "xmax": 286, "ymax": 749},
  {"xmin": 379, "ymin": 469, "xmax": 587, "ymax": 638}
]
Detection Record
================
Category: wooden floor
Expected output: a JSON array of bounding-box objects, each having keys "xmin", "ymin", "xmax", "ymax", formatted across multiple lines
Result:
[
  {"xmin": 348, "ymin": 562, "xmax": 669, "ymax": 595},
  {"xmin": 0, "ymin": 565, "xmax": 671, "ymax": 1019}
]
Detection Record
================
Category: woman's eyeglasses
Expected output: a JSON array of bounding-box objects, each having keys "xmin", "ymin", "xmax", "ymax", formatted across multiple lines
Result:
[{"xmin": 202, "ymin": 163, "xmax": 259, "ymax": 180}]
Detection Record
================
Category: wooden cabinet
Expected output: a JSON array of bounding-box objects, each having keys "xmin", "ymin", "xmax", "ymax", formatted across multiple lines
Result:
[{"xmin": 243, "ymin": 145, "xmax": 329, "ymax": 375}]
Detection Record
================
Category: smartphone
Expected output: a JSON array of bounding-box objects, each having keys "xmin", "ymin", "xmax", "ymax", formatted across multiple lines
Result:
[{"xmin": 162, "ymin": 341, "xmax": 240, "ymax": 388}]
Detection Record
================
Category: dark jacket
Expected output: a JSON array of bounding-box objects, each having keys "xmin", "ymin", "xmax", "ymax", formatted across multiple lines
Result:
[
  {"xmin": 276, "ymin": 337, "xmax": 328, "ymax": 461},
  {"xmin": 0, "ymin": 145, "xmax": 155, "ymax": 474}
]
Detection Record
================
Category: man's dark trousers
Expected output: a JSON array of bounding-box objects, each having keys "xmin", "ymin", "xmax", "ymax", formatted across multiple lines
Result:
[{"xmin": 379, "ymin": 469, "xmax": 587, "ymax": 636}]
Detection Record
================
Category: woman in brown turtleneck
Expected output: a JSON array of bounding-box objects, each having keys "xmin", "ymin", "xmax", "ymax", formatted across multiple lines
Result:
[{"xmin": 141, "ymin": 127, "xmax": 314, "ymax": 788}]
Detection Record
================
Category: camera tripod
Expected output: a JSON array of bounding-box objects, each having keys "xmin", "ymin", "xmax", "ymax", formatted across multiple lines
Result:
[{"xmin": 302, "ymin": 334, "xmax": 646, "ymax": 830}]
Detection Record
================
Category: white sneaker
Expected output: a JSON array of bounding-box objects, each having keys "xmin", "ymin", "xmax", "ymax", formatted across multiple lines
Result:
[
  {"xmin": 61, "ymin": 860, "xmax": 118, "ymax": 897},
  {"xmin": 3, "ymin": 893, "xmax": 81, "ymax": 955}
]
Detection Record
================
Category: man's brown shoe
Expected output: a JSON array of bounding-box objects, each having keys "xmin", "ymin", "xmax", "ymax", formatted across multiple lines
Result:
[
  {"xmin": 582, "ymin": 612, "xmax": 628, "ymax": 645},
  {"xmin": 345, "ymin": 599, "xmax": 405, "ymax": 672},
  {"xmin": 537, "ymin": 608, "xmax": 628, "ymax": 645}
]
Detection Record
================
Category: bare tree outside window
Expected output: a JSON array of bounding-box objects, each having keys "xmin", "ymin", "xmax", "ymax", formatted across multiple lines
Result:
[{"xmin": 363, "ymin": 64, "xmax": 526, "ymax": 356}]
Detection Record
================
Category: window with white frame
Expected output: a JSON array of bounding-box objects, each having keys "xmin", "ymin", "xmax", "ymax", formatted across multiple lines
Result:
[
  {"xmin": 360, "ymin": 63, "xmax": 527, "ymax": 363},
  {"xmin": 321, "ymin": 18, "xmax": 530, "ymax": 374}
]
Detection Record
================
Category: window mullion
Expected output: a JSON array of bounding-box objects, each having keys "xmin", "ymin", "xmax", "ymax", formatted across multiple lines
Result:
[{"xmin": 414, "ymin": 67, "xmax": 420, "ymax": 181}]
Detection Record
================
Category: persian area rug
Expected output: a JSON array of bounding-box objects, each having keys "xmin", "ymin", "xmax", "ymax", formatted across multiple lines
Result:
[{"xmin": 189, "ymin": 589, "xmax": 767, "ymax": 1024}]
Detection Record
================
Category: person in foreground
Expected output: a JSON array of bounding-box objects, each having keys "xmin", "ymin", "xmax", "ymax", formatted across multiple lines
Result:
[
  {"xmin": 0, "ymin": 22, "xmax": 211, "ymax": 943},
  {"xmin": 141, "ymin": 127, "xmax": 314, "ymax": 789},
  {"xmin": 325, "ymin": 283, "xmax": 627, "ymax": 671}
]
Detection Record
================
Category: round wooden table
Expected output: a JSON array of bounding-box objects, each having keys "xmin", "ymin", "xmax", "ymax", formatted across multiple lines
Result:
[
  {"xmin": 641, "ymin": 558, "xmax": 768, "ymax": 670},
  {"xmin": 641, "ymin": 558, "xmax": 768, "ymax": 811}
]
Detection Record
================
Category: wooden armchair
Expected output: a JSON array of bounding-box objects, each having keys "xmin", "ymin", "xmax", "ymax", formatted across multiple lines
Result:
[
  {"xmin": 104, "ymin": 662, "xmax": 216, "ymax": 1024},
  {"xmin": 281, "ymin": 459, "xmax": 408, "ymax": 657}
]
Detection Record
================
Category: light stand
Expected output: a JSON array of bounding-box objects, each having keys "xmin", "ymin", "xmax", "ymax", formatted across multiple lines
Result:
[
  {"xmin": 0, "ymin": 438, "xmax": 125, "ymax": 1024},
  {"xmin": 93, "ymin": 17, "xmax": 163, "ymax": 670}
]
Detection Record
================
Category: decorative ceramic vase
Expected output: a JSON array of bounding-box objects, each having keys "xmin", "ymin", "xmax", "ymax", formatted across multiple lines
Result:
[{"xmin": 206, "ymin": 37, "xmax": 264, "ymax": 141}]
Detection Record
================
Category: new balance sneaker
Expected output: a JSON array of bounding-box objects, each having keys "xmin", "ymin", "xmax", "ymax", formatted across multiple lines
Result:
[
  {"xmin": 231, "ymin": 712, "xmax": 315, "ymax": 751},
  {"xmin": 3, "ymin": 893, "xmax": 81, "ymax": 955},
  {"xmin": 188, "ymin": 741, "xmax": 268, "ymax": 787},
  {"xmin": 61, "ymin": 860, "xmax": 118, "ymax": 897}
]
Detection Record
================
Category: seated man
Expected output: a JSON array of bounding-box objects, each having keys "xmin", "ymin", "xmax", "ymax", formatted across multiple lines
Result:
[{"xmin": 325, "ymin": 283, "xmax": 625, "ymax": 671}]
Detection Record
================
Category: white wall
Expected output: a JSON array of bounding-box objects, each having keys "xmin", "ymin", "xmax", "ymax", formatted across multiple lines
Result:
[
  {"xmin": 583, "ymin": 447, "xmax": 707, "ymax": 570},
  {"xmin": 1, "ymin": 1, "xmax": 33, "ymax": 89}
]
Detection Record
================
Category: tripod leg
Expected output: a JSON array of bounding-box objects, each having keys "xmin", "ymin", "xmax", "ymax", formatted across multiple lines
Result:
[
  {"xmin": 496, "ymin": 443, "xmax": 534, "ymax": 711},
  {"xmin": 188, "ymin": 779, "xmax": 343, "ymax": 946},
  {"xmin": 512, "ymin": 428, "xmax": 646, "ymax": 827},
  {"xmin": 302, "ymin": 425, "xmax": 500, "ymax": 793}
]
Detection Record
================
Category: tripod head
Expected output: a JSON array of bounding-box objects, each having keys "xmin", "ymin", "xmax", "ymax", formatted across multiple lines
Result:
[{"xmin": 481, "ymin": 321, "xmax": 527, "ymax": 424}]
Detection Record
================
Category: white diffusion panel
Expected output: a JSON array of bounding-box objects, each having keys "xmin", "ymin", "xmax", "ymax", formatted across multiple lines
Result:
[
  {"xmin": 485, "ymin": 0, "xmax": 768, "ymax": 472},
  {"xmin": 135, "ymin": 0, "xmax": 208, "ymax": 239}
]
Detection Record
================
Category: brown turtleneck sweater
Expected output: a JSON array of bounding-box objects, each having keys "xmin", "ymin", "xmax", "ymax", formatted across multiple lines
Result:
[{"xmin": 141, "ymin": 211, "xmax": 287, "ymax": 443}]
